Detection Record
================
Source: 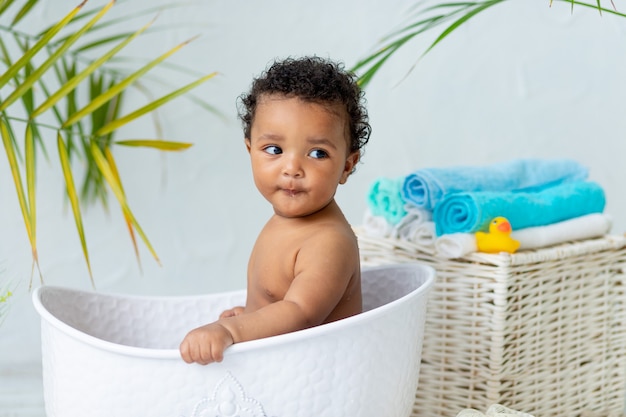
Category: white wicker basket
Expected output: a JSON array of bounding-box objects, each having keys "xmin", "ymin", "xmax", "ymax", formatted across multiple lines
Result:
[{"xmin": 355, "ymin": 229, "xmax": 626, "ymax": 417}]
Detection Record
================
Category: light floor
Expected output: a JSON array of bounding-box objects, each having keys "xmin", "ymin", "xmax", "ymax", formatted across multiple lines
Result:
[
  {"xmin": 2, "ymin": 365, "xmax": 624, "ymax": 417},
  {"xmin": 0, "ymin": 365, "xmax": 44, "ymax": 417}
]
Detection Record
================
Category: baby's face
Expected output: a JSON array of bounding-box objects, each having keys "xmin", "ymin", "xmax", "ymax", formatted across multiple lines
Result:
[{"xmin": 246, "ymin": 94, "xmax": 358, "ymax": 218}]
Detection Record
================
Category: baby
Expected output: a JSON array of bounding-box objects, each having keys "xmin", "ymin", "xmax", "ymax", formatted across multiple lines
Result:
[{"xmin": 180, "ymin": 56, "xmax": 371, "ymax": 365}]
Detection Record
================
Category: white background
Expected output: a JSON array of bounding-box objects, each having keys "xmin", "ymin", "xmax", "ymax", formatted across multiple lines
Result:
[{"xmin": 1, "ymin": 0, "xmax": 625, "ymax": 413}]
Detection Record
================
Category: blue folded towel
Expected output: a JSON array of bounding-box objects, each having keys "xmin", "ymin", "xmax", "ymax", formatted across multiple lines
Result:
[
  {"xmin": 433, "ymin": 181, "xmax": 606, "ymax": 235},
  {"xmin": 367, "ymin": 177, "xmax": 407, "ymax": 225},
  {"xmin": 402, "ymin": 159, "xmax": 589, "ymax": 211}
]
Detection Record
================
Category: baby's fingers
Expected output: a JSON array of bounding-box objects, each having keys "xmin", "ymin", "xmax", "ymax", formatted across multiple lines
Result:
[
  {"xmin": 211, "ymin": 344, "xmax": 225, "ymax": 363},
  {"xmin": 180, "ymin": 340, "xmax": 216, "ymax": 365},
  {"xmin": 219, "ymin": 306, "xmax": 244, "ymax": 319},
  {"xmin": 179, "ymin": 338, "xmax": 196, "ymax": 364}
]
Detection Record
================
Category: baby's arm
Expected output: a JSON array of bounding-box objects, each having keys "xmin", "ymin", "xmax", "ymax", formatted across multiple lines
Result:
[
  {"xmin": 223, "ymin": 232, "xmax": 358, "ymax": 341},
  {"xmin": 180, "ymin": 230, "xmax": 358, "ymax": 365},
  {"xmin": 179, "ymin": 307, "xmax": 244, "ymax": 364}
]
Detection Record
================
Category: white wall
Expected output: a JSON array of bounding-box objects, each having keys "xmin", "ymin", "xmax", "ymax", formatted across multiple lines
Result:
[{"xmin": 1, "ymin": 0, "xmax": 625, "ymax": 400}]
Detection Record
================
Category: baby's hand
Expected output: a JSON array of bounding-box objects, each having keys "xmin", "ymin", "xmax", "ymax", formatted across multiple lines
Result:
[
  {"xmin": 219, "ymin": 306, "xmax": 245, "ymax": 319},
  {"xmin": 179, "ymin": 322, "xmax": 234, "ymax": 365}
]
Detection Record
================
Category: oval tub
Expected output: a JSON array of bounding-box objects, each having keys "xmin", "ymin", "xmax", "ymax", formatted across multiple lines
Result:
[{"xmin": 32, "ymin": 263, "xmax": 434, "ymax": 417}]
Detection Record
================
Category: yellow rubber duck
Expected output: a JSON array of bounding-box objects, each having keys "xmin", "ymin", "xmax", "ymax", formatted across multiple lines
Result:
[{"xmin": 475, "ymin": 217, "xmax": 520, "ymax": 254}]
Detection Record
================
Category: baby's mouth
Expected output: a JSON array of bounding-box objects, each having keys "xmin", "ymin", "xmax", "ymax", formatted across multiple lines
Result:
[
  {"xmin": 279, "ymin": 184, "xmax": 304, "ymax": 196},
  {"xmin": 283, "ymin": 189, "xmax": 301, "ymax": 197}
]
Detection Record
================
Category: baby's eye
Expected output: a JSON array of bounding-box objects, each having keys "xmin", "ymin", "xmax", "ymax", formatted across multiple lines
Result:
[
  {"xmin": 309, "ymin": 149, "xmax": 328, "ymax": 159},
  {"xmin": 263, "ymin": 145, "xmax": 282, "ymax": 155}
]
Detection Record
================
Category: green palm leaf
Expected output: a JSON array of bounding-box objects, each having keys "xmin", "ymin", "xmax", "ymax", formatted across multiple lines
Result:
[
  {"xmin": 0, "ymin": 0, "xmax": 17, "ymax": 16},
  {"xmin": 560, "ymin": 0, "xmax": 624, "ymax": 16},
  {"xmin": 104, "ymin": 147, "xmax": 142, "ymax": 273},
  {"xmin": 89, "ymin": 142, "xmax": 161, "ymax": 266},
  {"xmin": 352, "ymin": 2, "xmax": 482, "ymax": 87},
  {"xmin": 25, "ymin": 123, "xmax": 36, "ymax": 253},
  {"xmin": 62, "ymin": 35, "xmax": 201, "ymax": 130},
  {"xmin": 31, "ymin": 15, "xmax": 151, "ymax": 119},
  {"xmin": 0, "ymin": 0, "xmax": 113, "ymax": 113},
  {"xmin": 115, "ymin": 139, "xmax": 192, "ymax": 151},
  {"xmin": 95, "ymin": 72, "xmax": 217, "ymax": 137},
  {"xmin": 424, "ymin": 0, "xmax": 504, "ymax": 56},
  {"xmin": 1, "ymin": 1, "xmax": 217, "ymax": 283},
  {"xmin": 353, "ymin": 0, "xmax": 624, "ymax": 87},
  {"xmin": 0, "ymin": 120, "xmax": 39, "ymax": 270},
  {"xmin": 57, "ymin": 132, "xmax": 94, "ymax": 285},
  {"xmin": 0, "ymin": 284, "xmax": 13, "ymax": 325},
  {"xmin": 0, "ymin": 0, "xmax": 84, "ymax": 90},
  {"xmin": 10, "ymin": 0, "xmax": 39, "ymax": 26}
]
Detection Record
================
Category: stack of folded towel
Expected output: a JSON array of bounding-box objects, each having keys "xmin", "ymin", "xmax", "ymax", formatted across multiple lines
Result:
[{"xmin": 363, "ymin": 158, "xmax": 612, "ymax": 258}]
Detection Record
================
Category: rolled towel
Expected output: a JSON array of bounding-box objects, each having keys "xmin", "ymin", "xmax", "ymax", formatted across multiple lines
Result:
[
  {"xmin": 396, "ymin": 221, "xmax": 436, "ymax": 246},
  {"xmin": 393, "ymin": 204, "xmax": 432, "ymax": 238},
  {"xmin": 435, "ymin": 213, "xmax": 612, "ymax": 258},
  {"xmin": 402, "ymin": 158, "xmax": 588, "ymax": 210},
  {"xmin": 367, "ymin": 177, "xmax": 407, "ymax": 225},
  {"xmin": 433, "ymin": 181, "xmax": 605, "ymax": 235},
  {"xmin": 405, "ymin": 203, "xmax": 432, "ymax": 223},
  {"xmin": 435, "ymin": 233, "xmax": 477, "ymax": 258},
  {"xmin": 513, "ymin": 212, "xmax": 612, "ymax": 250},
  {"xmin": 362, "ymin": 209, "xmax": 394, "ymax": 238}
]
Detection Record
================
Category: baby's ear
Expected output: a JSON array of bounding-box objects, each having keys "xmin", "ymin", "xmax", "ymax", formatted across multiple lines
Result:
[
  {"xmin": 339, "ymin": 151, "xmax": 360, "ymax": 184},
  {"xmin": 245, "ymin": 138, "xmax": 251, "ymax": 153}
]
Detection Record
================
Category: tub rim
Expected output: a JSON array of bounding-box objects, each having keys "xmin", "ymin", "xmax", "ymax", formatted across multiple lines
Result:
[{"xmin": 32, "ymin": 263, "xmax": 434, "ymax": 361}]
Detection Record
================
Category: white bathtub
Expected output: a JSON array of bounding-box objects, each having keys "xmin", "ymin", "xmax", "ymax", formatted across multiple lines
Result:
[{"xmin": 32, "ymin": 263, "xmax": 434, "ymax": 417}]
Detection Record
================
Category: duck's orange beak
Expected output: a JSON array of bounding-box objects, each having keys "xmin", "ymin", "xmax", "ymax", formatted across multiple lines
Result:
[{"xmin": 497, "ymin": 220, "xmax": 511, "ymax": 233}]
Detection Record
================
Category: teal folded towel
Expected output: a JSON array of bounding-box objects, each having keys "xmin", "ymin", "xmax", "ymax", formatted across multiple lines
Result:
[
  {"xmin": 402, "ymin": 158, "xmax": 589, "ymax": 211},
  {"xmin": 367, "ymin": 177, "xmax": 407, "ymax": 225},
  {"xmin": 433, "ymin": 181, "xmax": 605, "ymax": 235}
]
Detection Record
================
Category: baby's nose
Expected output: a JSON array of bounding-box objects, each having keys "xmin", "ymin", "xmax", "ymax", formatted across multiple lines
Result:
[{"xmin": 282, "ymin": 155, "xmax": 304, "ymax": 177}]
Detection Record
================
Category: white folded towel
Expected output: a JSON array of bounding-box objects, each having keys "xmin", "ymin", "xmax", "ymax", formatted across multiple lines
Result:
[
  {"xmin": 513, "ymin": 212, "xmax": 611, "ymax": 249},
  {"xmin": 362, "ymin": 209, "xmax": 393, "ymax": 238},
  {"xmin": 393, "ymin": 204, "xmax": 433, "ymax": 241},
  {"xmin": 396, "ymin": 221, "xmax": 436, "ymax": 246},
  {"xmin": 435, "ymin": 213, "xmax": 612, "ymax": 258},
  {"xmin": 435, "ymin": 232, "xmax": 478, "ymax": 259}
]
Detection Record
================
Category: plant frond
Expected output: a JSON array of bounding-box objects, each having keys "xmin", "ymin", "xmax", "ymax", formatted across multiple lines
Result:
[
  {"xmin": 32, "ymin": 14, "xmax": 153, "ymax": 119},
  {"xmin": 57, "ymin": 132, "xmax": 94, "ymax": 286},
  {"xmin": 62, "ymin": 35, "xmax": 201, "ymax": 129},
  {"xmin": 95, "ymin": 71, "xmax": 217, "ymax": 137},
  {"xmin": 0, "ymin": 0, "xmax": 85, "ymax": 90},
  {"xmin": 90, "ymin": 142, "xmax": 161, "ymax": 266},
  {"xmin": 554, "ymin": 0, "xmax": 626, "ymax": 16},
  {"xmin": 115, "ymin": 139, "xmax": 193, "ymax": 151},
  {"xmin": 0, "ymin": 120, "xmax": 41, "ymax": 280},
  {"xmin": 0, "ymin": 0, "xmax": 18, "ymax": 16},
  {"xmin": 25, "ymin": 123, "xmax": 36, "ymax": 252},
  {"xmin": 353, "ymin": 1, "xmax": 505, "ymax": 87},
  {"xmin": 424, "ymin": 0, "xmax": 504, "ymax": 56},
  {"xmin": 0, "ymin": 0, "xmax": 110, "ymax": 112},
  {"xmin": 1, "ymin": 0, "xmax": 220, "ymax": 283},
  {"xmin": 104, "ymin": 146, "xmax": 142, "ymax": 274},
  {"xmin": 10, "ymin": 0, "xmax": 39, "ymax": 27}
]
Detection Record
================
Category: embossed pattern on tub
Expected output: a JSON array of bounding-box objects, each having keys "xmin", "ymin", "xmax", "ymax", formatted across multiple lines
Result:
[
  {"xmin": 33, "ymin": 264, "xmax": 434, "ymax": 417},
  {"xmin": 356, "ymin": 231, "xmax": 626, "ymax": 417}
]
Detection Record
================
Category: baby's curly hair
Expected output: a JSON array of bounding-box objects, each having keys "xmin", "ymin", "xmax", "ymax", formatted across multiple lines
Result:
[{"xmin": 238, "ymin": 56, "xmax": 371, "ymax": 155}]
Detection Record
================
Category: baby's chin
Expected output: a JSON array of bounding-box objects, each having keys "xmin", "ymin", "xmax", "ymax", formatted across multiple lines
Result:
[{"xmin": 272, "ymin": 202, "xmax": 332, "ymax": 219}]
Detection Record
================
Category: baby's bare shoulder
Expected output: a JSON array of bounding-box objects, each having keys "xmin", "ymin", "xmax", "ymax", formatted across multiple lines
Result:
[
  {"xmin": 303, "ymin": 220, "xmax": 358, "ymax": 252},
  {"xmin": 294, "ymin": 220, "xmax": 359, "ymax": 282}
]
